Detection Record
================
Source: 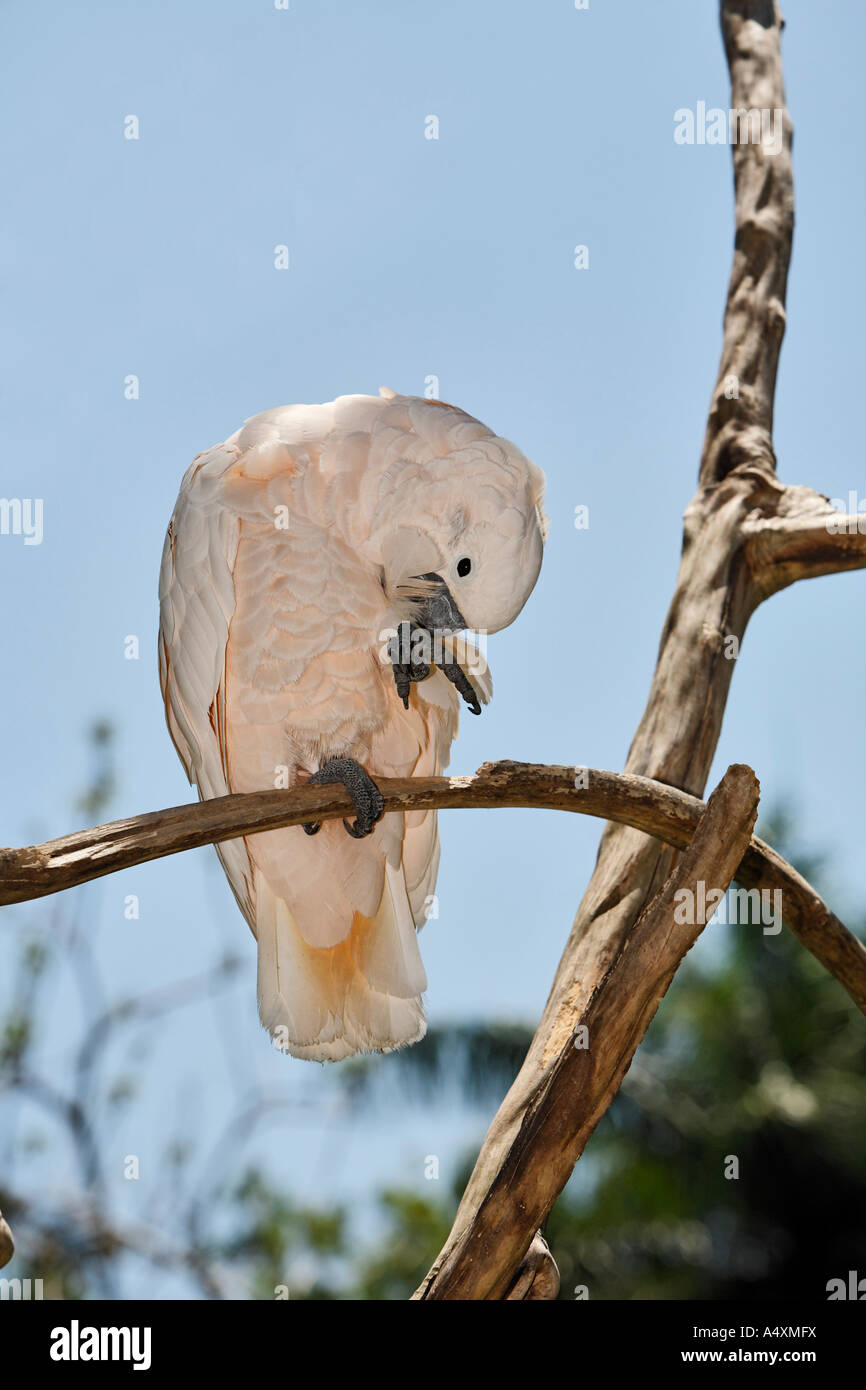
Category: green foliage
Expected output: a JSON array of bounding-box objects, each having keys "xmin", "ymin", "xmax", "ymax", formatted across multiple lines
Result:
[
  {"xmin": 353, "ymin": 1191, "xmax": 453, "ymax": 1300},
  {"xmin": 541, "ymin": 813, "xmax": 866, "ymax": 1299},
  {"xmin": 221, "ymin": 1170, "xmax": 348, "ymax": 1300},
  {"xmin": 548, "ymin": 907, "xmax": 866, "ymax": 1299}
]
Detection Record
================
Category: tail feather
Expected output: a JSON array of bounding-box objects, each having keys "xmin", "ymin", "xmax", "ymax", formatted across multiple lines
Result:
[{"xmin": 255, "ymin": 862, "xmax": 427, "ymax": 1062}]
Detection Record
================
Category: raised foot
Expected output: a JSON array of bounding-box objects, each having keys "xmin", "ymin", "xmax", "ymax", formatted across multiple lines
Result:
[
  {"xmin": 388, "ymin": 621, "xmax": 431, "ymax": 710},
  {"xmin": 440, "ymin": 661, "xmax": 482, "ymax": 716},
  {"xmin": 301, "ymin": 757, "xmax": 386, "ymax": 839},
  {"xmin": 388, "ymin": 621, "xmax": 481, "ymax": 715}
]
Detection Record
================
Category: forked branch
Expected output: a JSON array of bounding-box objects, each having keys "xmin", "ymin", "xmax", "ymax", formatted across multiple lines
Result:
[
  {"xmin": 416, "ymin": 764, "xmax": 760, "ymax": 1298},
  {"xmin": 1, "ymin": 759, "xmax": 864, "ymax": 1016}
]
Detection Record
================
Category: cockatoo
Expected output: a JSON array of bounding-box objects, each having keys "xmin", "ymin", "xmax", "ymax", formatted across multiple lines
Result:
[{"xmin": 158, "ymin": 389, "xmax": 546, "ymax": 1061}]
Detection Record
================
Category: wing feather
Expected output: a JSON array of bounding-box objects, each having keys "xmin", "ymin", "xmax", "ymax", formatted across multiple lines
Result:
[{"xmin": 158, "ymin": 447, "xmax": 254, "ymax": 922}]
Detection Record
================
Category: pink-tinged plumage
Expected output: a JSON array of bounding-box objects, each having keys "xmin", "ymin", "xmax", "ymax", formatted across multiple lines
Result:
[{"xmin": 159, "ymin": 388, "xmax": 546, "ymax": 1061}]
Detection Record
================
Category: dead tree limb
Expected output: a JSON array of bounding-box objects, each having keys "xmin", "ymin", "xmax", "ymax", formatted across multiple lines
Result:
[
  {"xmin": 0, "ymin": 761, "xmax": 861, "ymax": 1011},
  {"xmin": 414, "ymin": 0, "xmax": 866, "ymax": 1299},
  {"xmin": 416, "ymin": 765, "xmax": 760, "ymax": 1299},
  {"xmin": 2, "ymin": 759, "xmax": 864, "ymax": 1015}
]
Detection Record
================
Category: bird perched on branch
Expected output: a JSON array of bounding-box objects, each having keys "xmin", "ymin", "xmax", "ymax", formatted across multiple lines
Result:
[{"xmin": 158, "ymin": 389, "xmax": 546, "ymax": 1060}]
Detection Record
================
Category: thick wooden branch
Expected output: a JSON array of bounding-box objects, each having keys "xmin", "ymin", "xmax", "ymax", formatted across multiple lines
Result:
[
  {"xmin": 415, "ymin": 765, "xmax": 760, "ymax": 1299},
  {"xmin": 745, "ymin": 494, "xmax": 866, "ymax": 595},
  {"xmin": 0, "ymin": 761, "xmax": 700, "ymax": 905},
  {"xmin": 418, "ymin": 0, "xmax": 865, "ymax": 1301},
  {"xmin": 700, "ymin": 0, "xmax": 793, "ymax": 486},
  {"xmin": 503, "ymin": 1233, "xmax": 560, "ymax": 1301},
  {"xmin": 733, "ymin": 835, "xmax": 866, "ymax": 1018},
  {"xmin": 2, "ymin": 760, "xmax": 864, "ymax": 1017}
]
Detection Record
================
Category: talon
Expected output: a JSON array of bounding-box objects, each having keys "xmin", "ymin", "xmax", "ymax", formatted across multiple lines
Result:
[
  {"xmin": 389, "ymin": 621, "xmax": 431, "ymax": 709},
  {"xmin": 302, "ymin": 757, "xmax": 385, "ymax": 839},
  {"xmin": 441, "ymin": 661, "xmax": 482, "ymax": 715},
  {"xmin": 302, "ymin": 820, "xmax": 321, "ymax": 836}
]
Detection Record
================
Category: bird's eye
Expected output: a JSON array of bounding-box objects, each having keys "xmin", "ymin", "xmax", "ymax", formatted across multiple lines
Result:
[{"xmin": 456, "ymin": 557, "xmax": 472, "ymax": 578}]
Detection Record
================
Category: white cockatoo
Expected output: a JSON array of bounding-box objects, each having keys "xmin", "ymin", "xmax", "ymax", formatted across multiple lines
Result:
[{"xmin": 158, "ymin": 388, "xmax": 547, "ymax": 1061}]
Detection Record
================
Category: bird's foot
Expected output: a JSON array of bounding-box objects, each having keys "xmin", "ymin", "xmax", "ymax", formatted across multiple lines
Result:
[
  {"xmin": 301, "ymin": 757, "xmax": 386, "ymax": 839},
  {"xmin": 392, "ymin": 657, "xmax": 431, "ymax": 709},
  {"xmin": 388, "ymin": 621, "xmax": 481, "ymax": 713},
  {"xmin": 440, "ymin": 661, "xmax": 482, "ymax": 715},
  {"xmin": 388, "ymin": 621, "xmax": 432, "ymax": 710}
]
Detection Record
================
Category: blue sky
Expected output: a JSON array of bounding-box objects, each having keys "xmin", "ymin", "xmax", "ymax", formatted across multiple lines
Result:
[{"xmin": 1, "ymin": 0, "xmax": 864, "ymax": 1296}]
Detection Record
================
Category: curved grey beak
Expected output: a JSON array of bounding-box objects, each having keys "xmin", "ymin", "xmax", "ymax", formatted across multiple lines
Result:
[{"xmin": 413, "ymin": 573, "xmax": 467, "ymax": 633}]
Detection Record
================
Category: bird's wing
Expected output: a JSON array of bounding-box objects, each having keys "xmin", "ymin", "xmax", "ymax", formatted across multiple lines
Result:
[{"xmin": 158, "ymin": 442, "xmax": 255, "ymax": 923}]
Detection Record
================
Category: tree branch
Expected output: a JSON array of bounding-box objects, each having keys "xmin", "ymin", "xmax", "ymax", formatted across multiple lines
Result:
[
  {"xmin": 1, "ymin": 759, "xmax": 864, "ymax": 1016},
  {"xmin": 0, "ymin": 761, "xmax": 700, "ymax": 905},
  {"xmin": 415, "ymin": 764, "xmax": 760, "ymax": 1298},
  {"xmin": 699, "ymin": 0, "xmax": 793, "ymax": 486},
  {"xmin": 415, "ymin": 0, "xmax": 866, "ymax": 1300},
  {"xmin": 745, "ymin": 496, "xmax": 866, "ymax": 595}
]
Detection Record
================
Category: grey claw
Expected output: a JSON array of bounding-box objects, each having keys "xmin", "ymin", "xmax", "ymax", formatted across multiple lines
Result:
[
  {"xmin": 389, "ymin": 621, "xmax": 432, "ymax": 710},
  {"xmin": 303, "ymin": 757, "xmax": 385, "ymax": 840},
  {"xmin": 441, "ymin": 662, "xmax": 482, "ymax": 715}
]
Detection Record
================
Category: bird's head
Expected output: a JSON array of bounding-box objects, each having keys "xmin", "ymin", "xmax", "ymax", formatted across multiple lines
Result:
[
  {"xmin": 373, "ymin": 399, "xmax": 548, "ymax": 639},
  {"xmin": 386, "ymin": 506, "xmax": 545, "ymax": 638}
]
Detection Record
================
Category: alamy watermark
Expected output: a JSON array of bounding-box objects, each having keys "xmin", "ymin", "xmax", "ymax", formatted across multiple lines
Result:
[
  {"xmin": 378, "ymin": 623, "xmax": 488, "ymax": 671},
  {"xmin": 50, "ymin": 1320, "xmax": 151, "ymax": 1371},
  {"xmin": 0, "ymin": 497, "xmax": 43, "ymax": 545},
  {"xmin": 825, "ymin": 490, "xmax": 866, "ymax": 534},
  {"xmin": 674, "ymin": 102, "xmax": 784, "ymax": 156},
  {"xmin": 0, "ymin": 1277, "xmax": 43, "ymax": 1299},
  {"xmin": 674, "ymin": 882, "xmax": 782, "ymax": 935}
]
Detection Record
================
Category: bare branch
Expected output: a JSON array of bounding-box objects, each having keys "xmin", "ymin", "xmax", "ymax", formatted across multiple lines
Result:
[
  {"xmin": 0, "ymin": 761, "xmax": 702, "ymax": 905},
  {"xmin": 415, "ymin": 764, "xmax": 760, "ymax": 1299},
  {"xmin": 700, "ymin": 0, "xmax": 793, "ymax": 485},
  {"xmin": 746, "ymin": 500, "xmax": 866, "ymax": 595},
  {"xmin": 2, "ymin": 760, "xmax": 864, "ymax": 1016},
  {"xmin": 503, "ymin": 1233, "xmax": 560, "ymax": 1301}
]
